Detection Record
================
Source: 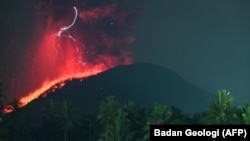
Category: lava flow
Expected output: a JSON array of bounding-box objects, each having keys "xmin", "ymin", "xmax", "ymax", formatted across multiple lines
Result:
[{"xmin": 2, "ymin": 0, "xmax": 139, "ymax": 114}]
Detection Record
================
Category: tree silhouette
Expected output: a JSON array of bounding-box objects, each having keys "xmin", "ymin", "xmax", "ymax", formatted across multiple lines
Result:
[
  {"xmin": 56, "ymin": 100, "xmax": 77, "ymax": 141},
  {"xmin": 1, "ymin": 88, "xmax": 250, "ymax": 140},
  {"xmin": 97, "ymin": 96, "xmax": 121, "ymax": 141},
  {"xmin": 143, "ymin": 103, "xmax": 171, "ymax": 140},
  {"xmin": 168, "ymin": 106, "xmax": 192, "ymax": 124},
  {"xmin": 98, "ymin": 96, "xmax": 119, "ymax": 126},
  {"xmin": 98, "ymin": 108, "xmax": 135, "ymax": 141},
  {"xmin": 123, "ymin": 101, "xmax": 146, "ymax": 140},
  {"xmin": 1, "ymin": 107, "xmax": 33, "ymax": 141},
  {"xmin": 98, "ymin": 97, "xmax": 138, "ymax": 141},
  {"xmin": 200, "ymin": 89, "xmax": 238, "ymax": 124},
  {"xmin": 148, "ymin": 103, "xmax": 172, "ymax": 124},
  {"xmin": 240, "ymin": 104, "xmax": 250, "ymax": 124},
  {"xmin": 80, "ymin": 114, "xmax": 101, "ymax": 141}
]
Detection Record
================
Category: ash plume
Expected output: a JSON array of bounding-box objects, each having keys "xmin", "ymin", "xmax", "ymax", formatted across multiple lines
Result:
[{"xmin": 1, "ymin": 0, "xmax": 142, "ymax": 106}]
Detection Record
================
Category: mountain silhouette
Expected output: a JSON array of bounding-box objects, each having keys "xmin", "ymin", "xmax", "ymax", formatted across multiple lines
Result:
[{"xmin": 18, "ymin": 62, "xmax": 213, "ymax": 125}]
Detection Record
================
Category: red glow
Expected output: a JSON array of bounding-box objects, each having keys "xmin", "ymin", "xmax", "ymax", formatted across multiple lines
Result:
[
  {"xmin": 3, "ymin": 3, "xmax": 136, "ymax": 114},
  {"xmin": 2, "ymin": 105, "xmax": 14, "ymax": 114},
  {"xmin": 18, "ymin": 65, "xmax": 103, "ymax": 107},
  {"xmin": 16, "ymin": 29, "xmax": 131, "ymax": 108}
]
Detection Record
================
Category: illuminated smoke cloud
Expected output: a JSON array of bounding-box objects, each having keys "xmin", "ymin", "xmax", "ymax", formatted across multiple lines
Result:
[
  {"xmin": 2, "ymin": 0, "xmax": 142, "ymax": 112},
  {"xmin": 34, "ymin": 0, "xmax": 141, "ymax": 65}
]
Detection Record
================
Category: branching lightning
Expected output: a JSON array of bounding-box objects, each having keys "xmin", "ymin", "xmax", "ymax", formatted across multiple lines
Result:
[
  {"xmin": 2, "ymin": 1, "xmax": 137, "ymax": 114},
  {"xmin": 57, "ymin": 6, "xmax": 78, "ymax": 41},
  {"xmin": 50, "ymin": 6, "xmax": 87, "ymax": 65}
]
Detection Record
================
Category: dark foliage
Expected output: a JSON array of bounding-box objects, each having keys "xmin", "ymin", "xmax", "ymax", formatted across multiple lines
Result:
[{"xmin": 0, "ymin": 89, "xmax": 249, "ymax": 141}]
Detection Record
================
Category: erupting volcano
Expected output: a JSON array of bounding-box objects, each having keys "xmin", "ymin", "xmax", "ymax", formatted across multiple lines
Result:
[{"xmin": 1, "ymin": 0, "xmax": 140, "ymax": 113}]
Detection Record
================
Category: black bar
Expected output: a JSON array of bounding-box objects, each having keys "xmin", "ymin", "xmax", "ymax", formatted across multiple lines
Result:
[{"xmin": 150, "ymin": 125, "xmax": 250, "ymax": 141}]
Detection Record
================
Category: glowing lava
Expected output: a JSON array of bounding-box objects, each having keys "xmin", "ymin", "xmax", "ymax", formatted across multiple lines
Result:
[
  {"xmin": 18, "ymin": 6, "xmax": 130, "ymax": 107},
  {"xmin": 18, "ymin": 64, "xmax": 106, "ymax": 107}
]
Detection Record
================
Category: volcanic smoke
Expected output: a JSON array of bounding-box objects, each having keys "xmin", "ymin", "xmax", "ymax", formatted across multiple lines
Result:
[{"xmin": 2, "ymin": 0, "xmax": 140, "ymax": 113}]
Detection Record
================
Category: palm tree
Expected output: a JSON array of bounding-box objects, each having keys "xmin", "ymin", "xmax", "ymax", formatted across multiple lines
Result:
[
  {"xmin": 147, "ymin": 103, "xmax": 172, "ymax": 124},
  {"xmin": 98, "ymin": 108, "xmax": 134, "ymax": 141},
  {"xmin": 240, "ymin": 104, "xmax": 250, "ymax": 124},
  {"xmin": 168, "ymin": 106, "xmax": 192, "ymax": 124},
  {"xmin": 98, "ymin": 96, "xmax": 119, "ymax": 126},
  {"xmin": 112, "ymin": 108, "xmax": 134, "ymax": 141},
  {"xmin": 80, "ymin": 114, "xmax": 101, "ymax": 141},
  {"xmin": 143, "ymin": 103, "xmax": 172, "ymax": 140},
  {"xmin": 123, "ymin": 101, "xmax": 146, "ymax": 140},
  {"xmin": 200, "ymin": 89, "xmax": 238, "ymax": 124},
  {"xmin": 56, "ymin": 100, "xmax": 76, "ymax": 141},
  {"xmin": 98, "ymin": 97, "xmax": 139, "ymax": 141}
]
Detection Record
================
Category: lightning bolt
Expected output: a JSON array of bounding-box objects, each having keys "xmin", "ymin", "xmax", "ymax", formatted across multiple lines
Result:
[
  {"xmin": 57, "ymin": 6, "xmax": 78, "ymax": 41},
  {"xmin": 49, "ymin": 6, "xmax": 87, "ymax": 65}
]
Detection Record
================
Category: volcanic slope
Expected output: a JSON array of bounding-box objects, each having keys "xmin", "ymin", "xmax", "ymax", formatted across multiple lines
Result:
[{"xmin": 20, "ymin": 62, "xmax": 213, "ymax": 123}]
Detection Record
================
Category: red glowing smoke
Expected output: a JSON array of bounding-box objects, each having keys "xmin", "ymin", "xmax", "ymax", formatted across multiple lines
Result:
[{"xmin": 2, "ymin": 0, "xmax": 140, "ymax": 113}]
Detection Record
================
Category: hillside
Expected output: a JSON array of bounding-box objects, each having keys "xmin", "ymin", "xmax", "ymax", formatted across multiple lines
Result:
[{"xmin": 19, "ymin": 62, "xmax": 212, "ymax": 125}]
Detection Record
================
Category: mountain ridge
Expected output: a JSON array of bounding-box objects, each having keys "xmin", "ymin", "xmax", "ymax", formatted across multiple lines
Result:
[{"xmin": 12, "ymin": 62, "xmax": 213, "ymax": 125}]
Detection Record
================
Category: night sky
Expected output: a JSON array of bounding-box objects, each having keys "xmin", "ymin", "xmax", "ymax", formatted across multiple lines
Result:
[
  {"xmin": 0, "ymin": 0, "xmax": 250, "ymax": 105},
  {"xmin": 130, "ymin": 0, "xmax": 250, "ymax": 104}
]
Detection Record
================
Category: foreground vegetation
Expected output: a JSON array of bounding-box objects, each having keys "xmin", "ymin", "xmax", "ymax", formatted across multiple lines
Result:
[{"xmin": 0, "ymin": 87, "xmax": 250, "ymax": 141}]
